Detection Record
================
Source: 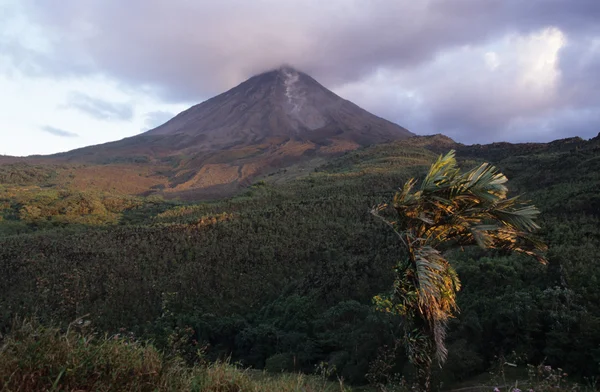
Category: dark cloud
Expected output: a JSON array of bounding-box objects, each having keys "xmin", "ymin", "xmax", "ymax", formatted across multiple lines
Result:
[
  {"xmin": 335, "ymin": 25, "xmax": 600, "ymax": 144},
  {"xmin": 16, "ymin": 1, "xmax": 597, "ymax": 97},
  {"xmin": 67, "ymin": 92, "xmax": 133, "ymax": 121},
  {"xmin": 5, "ymin": 0, "xmax": 600, "ymax": 143},
  {"xmin": 141, "ymin": 110, "xmax": 174, "ymax": 132},
  {"xmin": 40, "ymin": 125, "xmax": 79, "ymax": 138},
  {"xmin": 558, "ymin": 37, "xmax": 600, "ymax": 107}
]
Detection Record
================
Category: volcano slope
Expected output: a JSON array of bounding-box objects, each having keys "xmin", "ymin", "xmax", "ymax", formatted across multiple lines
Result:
[{"xmin": 25, "ymin": 67, "xmax": 411, "ymax": 199}]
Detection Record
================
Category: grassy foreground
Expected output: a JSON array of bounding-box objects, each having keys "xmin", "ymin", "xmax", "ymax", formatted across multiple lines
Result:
[
  {"xmin": 0, "ymin": 320, "xmax": 350, "ymax": 392},
  {"xmin": 1, "ymin": 322, "xmax": 595, "ymax": 391}
]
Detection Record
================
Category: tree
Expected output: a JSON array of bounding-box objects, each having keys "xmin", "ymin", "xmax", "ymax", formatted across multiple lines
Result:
[{"xmin": 371, "ymin": 150, "xmax": 546, "ymax": 391}]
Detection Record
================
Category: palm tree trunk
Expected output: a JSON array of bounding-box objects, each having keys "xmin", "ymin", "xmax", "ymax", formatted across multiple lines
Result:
[
  {"xmin": 416, "ymin": 360, "xmax": 432, "ymax": 392},
  {"xmin": 411, "ymin": 331, "xmax": 435, "ymax": 392}
]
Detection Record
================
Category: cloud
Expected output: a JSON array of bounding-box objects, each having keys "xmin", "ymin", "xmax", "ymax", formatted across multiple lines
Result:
[
  {"xmin": 67, "ymin": 92, "xmax": 133, "ymax": 121},
  {"xmin": 335, "ymin": 27, "xmax": 600, "ymax": 143},
  {"xmin": 3, "ymin": 0, "xmax": 600, "ymax": 143},
  {"xmin": 141, "ymin": 110, "xmax": 174, "ymax": 132},
  {"xmin": 13, "ymin": 0, "xmax": 596, "ymax": 98},
  {"xmin": 40, "ymin": 125, "xmax": 79, "ymax": 138}
]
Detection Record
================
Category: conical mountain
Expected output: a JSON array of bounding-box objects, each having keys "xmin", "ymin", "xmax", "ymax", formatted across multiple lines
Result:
[
  {"xmin": 49, "ymin": 66, "xmax": 413, "ymax": 197},
  {"xmin": 145, "ymin": 66, "xmax": 412, "ymax": 149}
]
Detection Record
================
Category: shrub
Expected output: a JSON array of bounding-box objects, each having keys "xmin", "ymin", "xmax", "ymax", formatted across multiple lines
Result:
[
  {"xmin": 0, "ymin": 320, "xmax": 200, "ymax": 391},
  {"xmin": 0, "ymin": 320, "xmax": 351, "ymax": 391}
]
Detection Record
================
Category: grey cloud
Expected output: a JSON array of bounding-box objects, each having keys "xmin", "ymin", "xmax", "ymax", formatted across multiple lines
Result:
[
  {"xmin": 18, "ymin": 0, "xmax": 598, "ymax": 99},
  {"xmin": 558, "ymin": 38, "xmax": 600, "ymax": 107},
  {"xmin": 40, "ymin": 126, "xmax": 79, "ymax": 138},
  {"xmin": 334, "ymin": 24, "xmax": 600, "ymax": 144},
  {"xmin": 6, "ymin": 0, "xmax": 600, "ymax": 143},
  {"xmin": 141, "ymin": 110, "xmax": 174, "ymax": 132},
  {"xmin": 67, "ymin": 92, "xmax": 133, "ymax": 121}
]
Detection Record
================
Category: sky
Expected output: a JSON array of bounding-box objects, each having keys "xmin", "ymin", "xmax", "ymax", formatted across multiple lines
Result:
[{"xmin": 1, "ymin": 0, "xmax": 599, "ymax": 156}]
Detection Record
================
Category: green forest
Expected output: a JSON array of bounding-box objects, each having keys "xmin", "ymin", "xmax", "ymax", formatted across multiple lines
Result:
[{"xmin": 1, "ymin": 134, "xmax": 599, "ymax": 391}]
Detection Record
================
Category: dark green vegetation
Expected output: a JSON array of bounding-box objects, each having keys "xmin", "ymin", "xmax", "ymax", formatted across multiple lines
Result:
[{"xmin": 1, "ymin": 134, "xmax": 599, "ymax": 389}]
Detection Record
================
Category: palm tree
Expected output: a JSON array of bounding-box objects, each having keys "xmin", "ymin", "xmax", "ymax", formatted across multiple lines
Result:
[{"xmin": 371, "ymin": 150, "xmax": 546, "ymax": 391}]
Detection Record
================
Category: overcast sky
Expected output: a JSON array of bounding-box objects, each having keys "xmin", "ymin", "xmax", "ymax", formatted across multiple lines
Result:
[{"xmin": 1, "ymin": 0, "xmax": 599, "ymax": 156}]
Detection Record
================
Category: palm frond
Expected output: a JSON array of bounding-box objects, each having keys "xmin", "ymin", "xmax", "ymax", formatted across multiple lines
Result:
[
  {"xmin": 420, "ymin": 151, "xmax": 458, "ymax": 192},
  {"xmin": 485, "ymin": 228, "xmax": 548, "ymax": 264},
  {"xmin": 461, "ymin": 162, "xmax": 508, "ymax": 201},
  {"xmin": 393, "ymin": 178, "xmax": 417, "ymax": 206},
  {"xmin": 413, "ymin": 246, "xmax": 460, "ymax": 363},
  {"xmin": 432, "ymin": 319, "xmax": 449, "ymax": 364},
  {"xmin": 469, "ymin": 224, "xmax": 500, "ymax": 248},
  {"xmin": 491, "ymin": 205, "xmax": 541, "ymax": 232}
]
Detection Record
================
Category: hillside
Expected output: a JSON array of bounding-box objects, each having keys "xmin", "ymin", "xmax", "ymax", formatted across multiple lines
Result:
[
  {"xmin": 8, "ymin": 67, "xmax": 412, "ymax": 199},
  {"xmin": 1, "ymin": 134, "xmax": 599, "ymax": 387}
]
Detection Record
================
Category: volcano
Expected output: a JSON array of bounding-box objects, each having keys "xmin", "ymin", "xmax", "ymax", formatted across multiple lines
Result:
[
  {"xmin": 49, "ymin": 67, "xmax": 414, "ymax": 197},
  {"xmin": 145, "ymin": 66, "xmax": 412, "ymax": 148}
]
